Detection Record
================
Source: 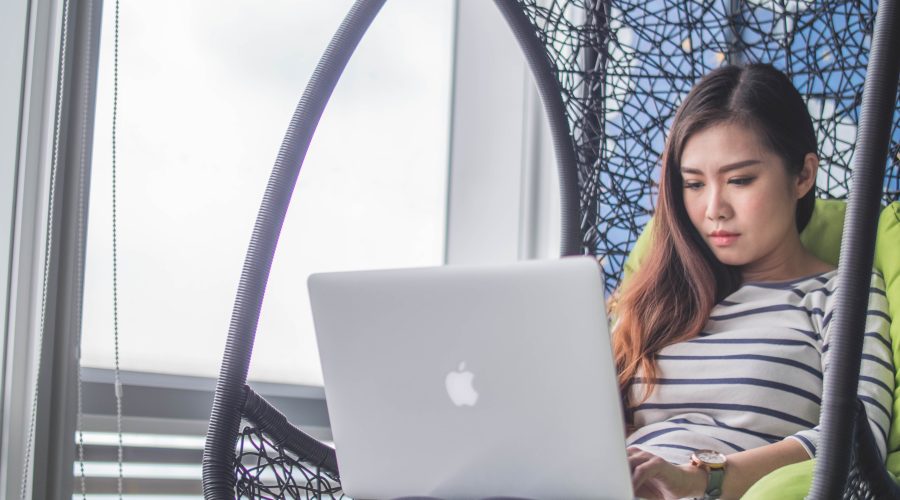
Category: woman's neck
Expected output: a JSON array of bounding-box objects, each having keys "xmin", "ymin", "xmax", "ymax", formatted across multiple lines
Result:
[{"xmin": 739, "ymin": 235, "xmax": 835, "ymax": 283}]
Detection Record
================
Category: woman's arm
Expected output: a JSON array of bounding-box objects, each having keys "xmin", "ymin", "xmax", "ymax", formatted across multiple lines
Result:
[
  {"xmin": 630, "ymin": 438, "xmax": 809, "ymax": 500},
  {"xmin": 690, "ymin": 439, "xmax": 809, "ymax": 499}
]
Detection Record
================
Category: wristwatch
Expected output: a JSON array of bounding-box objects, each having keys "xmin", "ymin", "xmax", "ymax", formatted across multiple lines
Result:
[{"xmin": 690, "ymin": 449, "xmax": 727, "ymax": 499}]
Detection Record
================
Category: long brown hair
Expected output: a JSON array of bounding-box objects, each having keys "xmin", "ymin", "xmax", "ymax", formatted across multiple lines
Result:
[{"xmin": 611, "ymin": 63, "xmax": 818, "ymax": 425}]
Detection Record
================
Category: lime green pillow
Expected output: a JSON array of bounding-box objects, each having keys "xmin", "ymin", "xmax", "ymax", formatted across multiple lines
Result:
[
  {"xmin": 876, "ymin": 203, "xmax": 900, "ymax": 475},
  {"xmin": 621, "ymin": 199, "xmax": 900, "ymax": 497},
  {"xmin": 743, "ymin": 459, "xmax": 815, "ymax": 498},
  {"xmin": 799, "ymin": 198, "xmax": 846, "ymax": 266}
]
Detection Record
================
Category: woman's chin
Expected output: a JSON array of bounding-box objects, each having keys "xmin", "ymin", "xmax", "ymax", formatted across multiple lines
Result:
[{"xmin": 710, "ymin": 248, "xmax": 749, "ymax": 267}]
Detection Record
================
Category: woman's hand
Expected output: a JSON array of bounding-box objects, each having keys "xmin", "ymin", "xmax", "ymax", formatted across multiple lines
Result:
[{"xmin": 627, "ymin": 446, "xmax": 705, "ymax": 500}]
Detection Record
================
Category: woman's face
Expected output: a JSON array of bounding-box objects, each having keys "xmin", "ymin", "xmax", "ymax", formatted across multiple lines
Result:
[{"xmin": 679, "ymin": 122, "xmax": 810, "ymax": 271}]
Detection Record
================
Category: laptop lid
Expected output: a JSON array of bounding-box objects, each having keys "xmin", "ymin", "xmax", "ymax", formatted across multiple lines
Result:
[{"xmin": 308, "ymin": 256, "xmax": 633, "ymax": 500}]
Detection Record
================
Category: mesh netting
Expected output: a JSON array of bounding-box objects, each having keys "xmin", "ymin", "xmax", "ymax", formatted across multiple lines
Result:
[
  {"xmin": 518, "ymin": 0, "xmax": 900, "ymax": 294},
  {"xmin": 235, "ymin": 425, "xmax": 344, "ymax": 499},
  {"xmin": 842, "ymin": 399, "xmax": 900, "ymax": 499}
]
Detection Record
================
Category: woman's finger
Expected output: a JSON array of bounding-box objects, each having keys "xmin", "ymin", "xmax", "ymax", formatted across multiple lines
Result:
[
  {"xmin": 631, "ymin": 454, "xmax": 665, "ymax": 491},
  {"xmin": 626, "ymin": 445, "xmax": 649, "ymax": 458},
  {"xmin": 627, "ymin": 450, "xmax": 653, "ymax": 471}
]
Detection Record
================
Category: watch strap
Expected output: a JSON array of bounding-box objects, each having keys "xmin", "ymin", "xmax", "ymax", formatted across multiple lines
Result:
[{"xmin": 703, "ymin": 467, "xmax": 725, "ymax": 499}]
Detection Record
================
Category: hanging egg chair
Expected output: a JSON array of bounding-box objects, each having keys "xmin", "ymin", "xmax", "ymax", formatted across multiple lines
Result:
[{"xmin": 202, "ymin": 0, "xmax": 900, "ymax": 498}]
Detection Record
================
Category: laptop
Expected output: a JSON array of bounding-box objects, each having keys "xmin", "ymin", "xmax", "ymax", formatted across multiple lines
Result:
[{"xmin": 307, "ymin": 256, "xmax": 634, "ymax": 500}]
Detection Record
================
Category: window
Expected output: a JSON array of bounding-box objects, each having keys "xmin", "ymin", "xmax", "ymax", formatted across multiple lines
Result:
[
  {"xmin": 73, "ymin": 1, "xmax": 454, "ymax": 495},
  {"xmin": 80, "ymin": 0, "xmax": 454, "ymax": 387}
]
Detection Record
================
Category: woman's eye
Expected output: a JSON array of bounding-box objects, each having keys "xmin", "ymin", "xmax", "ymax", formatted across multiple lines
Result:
[
  {"xmin": 729, "ymin": 177, "xmax": 755, "ymax": 186},
  {"xmin": 684, "ymin": 181, "xmax": 703, "ymax": 190}
]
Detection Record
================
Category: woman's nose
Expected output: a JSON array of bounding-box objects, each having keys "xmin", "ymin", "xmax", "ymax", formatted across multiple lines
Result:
[{"xmin": 705, "ymin": 189, "xmax": 732, "ymax": 221}]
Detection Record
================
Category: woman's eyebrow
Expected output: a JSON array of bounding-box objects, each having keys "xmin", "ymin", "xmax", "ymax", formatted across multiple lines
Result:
[{"xmin": 681, "ymin": 159, "xmax": 762, "ymax": 175}]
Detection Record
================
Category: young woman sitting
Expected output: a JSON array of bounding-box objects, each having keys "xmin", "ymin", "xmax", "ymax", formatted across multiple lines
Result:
[{"xmin": 611, "ymin": 63, "xmax": 894, "ymax": 499}]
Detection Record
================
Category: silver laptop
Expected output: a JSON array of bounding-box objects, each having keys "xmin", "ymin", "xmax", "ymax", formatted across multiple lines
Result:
[{"xmin": 308, "ymin": 256, "xmax": 633, "ymax": 500}]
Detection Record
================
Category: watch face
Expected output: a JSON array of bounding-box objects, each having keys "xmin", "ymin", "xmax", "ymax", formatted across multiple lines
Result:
[{"xmin": 696, "ymin": 450, "xmax": 726, "ymax": 465}]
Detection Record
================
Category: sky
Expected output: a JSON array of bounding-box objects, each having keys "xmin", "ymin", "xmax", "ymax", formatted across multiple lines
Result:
[{"xmin": 80, "ymin": 0, "xmax": 455, "ymax": 386}]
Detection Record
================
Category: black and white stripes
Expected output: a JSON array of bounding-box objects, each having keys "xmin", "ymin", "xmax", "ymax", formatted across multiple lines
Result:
[{"xmin": 626, "ymin": 270, "xmax": 893, "ymax": 465}]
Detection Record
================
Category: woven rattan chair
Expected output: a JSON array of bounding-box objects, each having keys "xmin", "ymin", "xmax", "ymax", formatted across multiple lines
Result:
[{"xmin": 202, "ymin": 0, "xmax": 900, "ymax": 498}]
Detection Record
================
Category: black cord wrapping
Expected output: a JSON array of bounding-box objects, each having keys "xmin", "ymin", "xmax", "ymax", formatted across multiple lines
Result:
[
  {"xmin": 495, "ymin": 0, "xmax": 583, "ymax": 257},
  {"xmin": 235, "ymin": 387, "xmax": 343, "ymax": 499}
]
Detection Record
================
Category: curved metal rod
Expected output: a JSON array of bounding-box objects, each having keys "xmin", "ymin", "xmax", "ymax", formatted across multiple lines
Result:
[
  {"xmin": 809, "ymin": 0, "xmax": 900, "ymax": 497},
  {"xmin": 494, "ymin": 0, "xmax": 583, "ymax": 256},
  {"xmin": 202, "ymin": 1, "xmax": 583, "ymax": 497},
  {"xmin": 201, "ymin": 2, "xmax": 386, "ymax": 496}
]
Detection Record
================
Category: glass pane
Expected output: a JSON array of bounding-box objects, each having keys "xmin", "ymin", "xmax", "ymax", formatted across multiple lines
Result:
[{"xmin": 81, "ymin": 0, "xmax": 454, "ymax": 386}]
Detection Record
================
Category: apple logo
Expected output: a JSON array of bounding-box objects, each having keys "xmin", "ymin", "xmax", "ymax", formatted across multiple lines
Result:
[{"xmin": 445, "ymin": 362, "xmax": 479, "ymax": 406}]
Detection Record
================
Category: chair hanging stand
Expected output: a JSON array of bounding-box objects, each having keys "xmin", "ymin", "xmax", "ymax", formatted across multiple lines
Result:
[{"xmin": 202, "ymin": 0, "xmax": 900, "ymax": 498}]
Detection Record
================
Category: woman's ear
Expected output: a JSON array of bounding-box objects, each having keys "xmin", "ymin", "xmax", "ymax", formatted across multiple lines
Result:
[{"xmin": 796, "ymin": 152, "xmax": 819, "ymax": 198}]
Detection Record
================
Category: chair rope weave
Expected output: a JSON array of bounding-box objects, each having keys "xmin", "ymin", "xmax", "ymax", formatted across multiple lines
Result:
[
  {"xmin": 234, "ymin": 387, "xmax": 342, "ymax": 499},
  {"xmin": 517, "ymin": 0, "xmax": 900, "ymax": 294}
]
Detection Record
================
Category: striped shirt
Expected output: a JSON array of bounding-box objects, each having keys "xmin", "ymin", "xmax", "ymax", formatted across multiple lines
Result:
[{"xmin": 625, "ymin": 269, "xmax": 893, "ymax": 465}]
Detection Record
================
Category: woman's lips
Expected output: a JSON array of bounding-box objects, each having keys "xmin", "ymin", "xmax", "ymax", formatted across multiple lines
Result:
[{"xmin": 709, "ymin": 232, "xmax": 740, "ymax": 246}]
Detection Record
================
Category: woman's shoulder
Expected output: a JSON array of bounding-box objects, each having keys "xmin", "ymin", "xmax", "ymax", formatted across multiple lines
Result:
[
  {"xmin": 795, "ymin": 268, "xmax": 885, "ymax": 310},
  {"xmin": 813, "ymin": 267, "xmax": 887, "ymax": 293},
  {"xmin": 787, "ymin": 266, "xmax": 890, "ymax": 298},
  {"xmin": 783, "ymin": 257, "xmax": 888, "ymax": 293}
]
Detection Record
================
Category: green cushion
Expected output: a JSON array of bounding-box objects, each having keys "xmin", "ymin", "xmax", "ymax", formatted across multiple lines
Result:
[
  {"xmin": 743, "ymin": 459, "xmax": 814, "ymax": 499},
  {"xmin": 876, "ymin": 203, "xmax": 900, "ymax": 476},
  {"xmin": 621, "ymin": 199, "xmax": 900, "ymax": 497},
  {"xmin": 799, "ymin": 198, "xmax": 846, "ymax": 267}
]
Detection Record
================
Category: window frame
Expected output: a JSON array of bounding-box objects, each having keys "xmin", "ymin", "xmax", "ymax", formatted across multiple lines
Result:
[{"xmin": 1, "ymin": 0, "xmax": 104, "ymax": 496}]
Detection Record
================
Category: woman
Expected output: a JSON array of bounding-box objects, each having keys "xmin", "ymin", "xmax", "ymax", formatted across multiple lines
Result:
[{"xmin": 611, "ymin": 63, "xmax": 893, "ymax": 499}]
